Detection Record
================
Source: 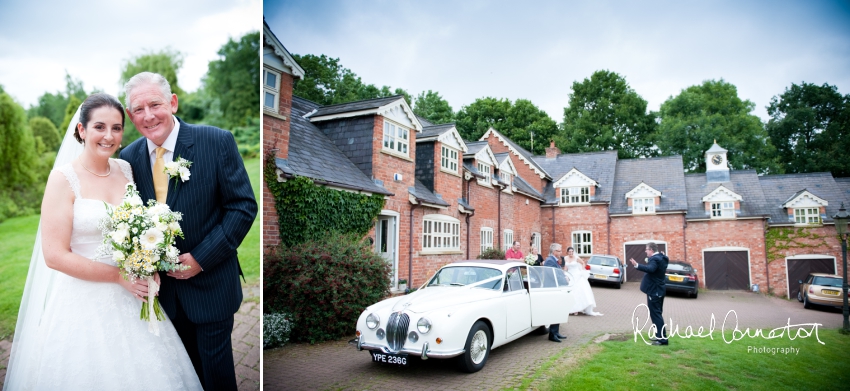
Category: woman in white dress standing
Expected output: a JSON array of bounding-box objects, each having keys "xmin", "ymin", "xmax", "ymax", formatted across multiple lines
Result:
[
  {"xmin": 563, "ymin": 247, "xmax": 603, "ymax": 316},
  {"xmin": 4, "ymin": 93, "xmax": 201, "ymax": 390}
]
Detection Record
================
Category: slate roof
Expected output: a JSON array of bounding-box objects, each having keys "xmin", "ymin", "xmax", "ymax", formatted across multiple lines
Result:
[
  {"xmin": 534, "ymin": 150, "xmax": 619, "ymax": 205},
  {"xmin": 281, "ymin": 96, "xmax": 392, "ymax": 195},
  {"xmin": 464, "ymin": 141, "xmax": 489, "ymax": 157},
  {"xmin": 417, "ymin": 123, "xmax": 456, "ymax": 141},
  {"xmin": 416, "ymin": 115, "xmax": 435, "ymax": 127},
  {"xmin": 513, "ymin": 176, "xmax": 544, "ymax": 200},
  {"xmin": 484, "ymin": 128, "xmax": 551, "ymax": 179},
  {"xmin": 463, "ymin": 159, "xmax": 484, "ymax": 178},
  {"xmin": 684, "ymin": 170, "xmax": 769, "ymax": 219},
  {"xmin": 410, "ymin": 179, "xmax": 450, "ymax": 207},
  {"xmin": 759, "ymin": 172, "xmax": 848, "ymax": 224},
  {"xmin": 833, "ymin": 178, "xmax": 850, "ymax": 205},
  {"xmin": 610, "ymin": 156, "xmax": 688, "ymax": 214},
  {"xmin": 309, "ymin": 95, "xmax": 404, "ymax": 118},
  {"xmin": 458, "ymin": 198, "xmax": 475, "ymax": 211},
  {"xmin": 493, "ymin": 152, "xmax": 511, "ymax": 167}
]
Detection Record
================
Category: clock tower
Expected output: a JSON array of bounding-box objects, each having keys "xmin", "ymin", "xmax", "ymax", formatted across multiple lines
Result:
[{"xmin": 705, "ymin": 141, "xmax": 730, "ymax": 183}]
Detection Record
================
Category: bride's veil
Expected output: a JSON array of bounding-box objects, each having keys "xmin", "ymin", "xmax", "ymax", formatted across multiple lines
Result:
[{"xmin": 4, "ymin": 106, "xmax": 84, "ymax": 389}]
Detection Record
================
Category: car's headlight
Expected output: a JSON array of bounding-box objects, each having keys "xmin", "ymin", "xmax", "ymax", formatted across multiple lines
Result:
[
  {"xmin": 366, "ymin": 313, "xmax": 380, "ymax": 329},
  {"xmin": 417, "ymin": 317, "xmax": 432, "ymax": 334}
]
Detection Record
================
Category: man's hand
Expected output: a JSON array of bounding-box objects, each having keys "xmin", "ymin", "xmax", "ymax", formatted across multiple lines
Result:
[
  {"xmin": 629, "ymin": 258, "xmax": 637, "ymax": 267},
  {"xmin": 168, "ymin": 253, "xmax": 203, "ymax": 279}
]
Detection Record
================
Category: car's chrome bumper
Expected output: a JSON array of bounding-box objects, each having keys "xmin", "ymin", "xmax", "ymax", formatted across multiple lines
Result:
[{"xmin": 351, "ymin": 337, "xmax": 464, "ymax": 359}]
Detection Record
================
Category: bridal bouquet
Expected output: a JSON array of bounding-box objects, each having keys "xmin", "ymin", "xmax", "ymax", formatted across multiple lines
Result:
[
  {"xmin": 524, "ymin": 254, "xmax": 537, "ymax": 266},
  {"xmin": 97, "ymin": 183, "xmax": 188, "ymax": 335}
]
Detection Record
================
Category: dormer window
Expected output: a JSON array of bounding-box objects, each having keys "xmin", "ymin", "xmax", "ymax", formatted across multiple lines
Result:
[
  {"xmin": 382, "ymin": 120, "xmax": 409, "ymax": 157},
  {"xmin": 500, "ymin": 172, "xmax": 512, "ymax": 189},
  {"xmin": 711, "ymin": 202, "xmax": 735, "ymax": 218},
  {"xmin": 795, "ymin": 208, "xmax": 821, "ymax": 224},
  {"xmin": 477, "ymin": 163, "xmax": 491, "ymax": 186},
  {"xmin": 263, "ymin": 68, "xmax": 280, "ymax": 112},
  {"xmin": 633, "ymin": 198, "xmax": 655, "ymax": 214},
  {"xmin": 560, "ymin": 187, "xmax": 589, "ymax": 204},
  {"xmin": 440, "ymin": 146, "xmax": 458, "ymax": 173}
]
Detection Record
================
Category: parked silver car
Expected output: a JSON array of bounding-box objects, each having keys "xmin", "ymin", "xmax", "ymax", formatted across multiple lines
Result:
[{"xmin": 585, "ymin": 255, "xmax": 624, "ymax": 289}]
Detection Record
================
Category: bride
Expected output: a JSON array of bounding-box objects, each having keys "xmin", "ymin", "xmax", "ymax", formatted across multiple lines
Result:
[
  {"xmin": 563, "ymin": 247, "xmax": 603, "ymax": 316},
  {"xmin": 3, "ymin": 93, "xmax": 201, "ymax": 390}
]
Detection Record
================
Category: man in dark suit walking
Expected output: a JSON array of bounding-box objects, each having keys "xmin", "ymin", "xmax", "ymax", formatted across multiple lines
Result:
[
  {"xmin": 629, "ymin": 242, "xmax": 669, "ymax": 346},
  {"xmin": 543, "ymin": 243, "xmax": 568, "ymax": 342},
  {"xmin": 120, "ymin": 72, "xmax": 257, "ymax": 390}
]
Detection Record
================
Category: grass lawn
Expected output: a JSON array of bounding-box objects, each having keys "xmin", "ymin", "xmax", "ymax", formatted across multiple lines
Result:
[
  {"xmin": 533, "ymin": 328, "xmax": 850, "ymax": 390},
  {"xmin": 0, "ymin": 157, "xmax": 260, "ymax": 340}
]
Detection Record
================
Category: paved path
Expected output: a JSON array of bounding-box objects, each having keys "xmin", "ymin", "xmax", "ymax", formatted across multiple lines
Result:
[
  {"xmin": 263, "ymin": 281, "xmax": 845, "ymax": 390},
  {"xmin": 0, "ymin": 284, "xmax": 261, "ymax": 390}
]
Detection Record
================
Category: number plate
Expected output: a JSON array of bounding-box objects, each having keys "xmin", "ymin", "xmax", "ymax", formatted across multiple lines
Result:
[
  {"xmin": 668, "ymin": 276, "xmax": 684, "ymax": 282},
  {"xmin": 594, "ymin": 274, "xmax": 608, "ymax": 280},
  {"xmin": 371, "ymin": 352, "xmax": 408, "ymax": 366},
  {"xmin": 823, "ymin": 289, "xmax": 840, "ymax": 296}
]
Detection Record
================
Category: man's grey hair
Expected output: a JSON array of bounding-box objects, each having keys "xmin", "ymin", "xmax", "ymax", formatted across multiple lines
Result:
[
  {"xmin": 647, "ymin": 242, "xmax": 658, "ymax": 252},
  {"xmin": 549, "ymin": 242, "xmax": 561, "ymax": 256},
  {"xmin": 123, "ymin": 72, "xmax": 173, "ymax": 109}
]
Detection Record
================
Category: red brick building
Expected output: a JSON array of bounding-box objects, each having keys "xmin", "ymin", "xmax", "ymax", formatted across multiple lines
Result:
[{"xmin": 263, "ymin": 22, "xmax": 850, "ymax": 298}]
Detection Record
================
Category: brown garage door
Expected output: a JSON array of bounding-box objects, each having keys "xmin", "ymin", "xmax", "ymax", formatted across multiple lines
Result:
[
  {"xmin": 704, "ymin": 251, "xmax": 750, "ymax": 290},
  {"xmin": 625, "ymin": 243, "xmax": 667, "ymax": 282},
  {"xmin": 787, "ymin": 258, "xmax": 835, "ymax": 300}
]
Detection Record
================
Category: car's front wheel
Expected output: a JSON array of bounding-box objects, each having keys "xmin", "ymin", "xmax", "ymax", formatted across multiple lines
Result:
[
  {"xmin": 797, "ymin": 291, "xmax": 803, "ymax": 303},
  {"xmin": 458, "ymin": 320, "xmax": 491, "ymax": 373}
]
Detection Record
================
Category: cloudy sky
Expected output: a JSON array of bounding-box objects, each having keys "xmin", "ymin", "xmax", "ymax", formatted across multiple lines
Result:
[
  {"xmin": 0, "ymin": 0, "xmax": 260, "ymax": 108},
  {"xmin": 265, "ymin": 0, "xmax": 850, "ymax": 122}
]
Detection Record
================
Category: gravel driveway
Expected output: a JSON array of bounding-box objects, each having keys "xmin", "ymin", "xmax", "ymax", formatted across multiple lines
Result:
[{"xmin": 263, "ymin": 281, "xmax": 845, "ymax": 390}]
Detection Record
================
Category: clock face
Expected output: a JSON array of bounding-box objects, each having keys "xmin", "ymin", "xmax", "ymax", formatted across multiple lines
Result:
[{"xmin": 711, "ymin": 155, "xmax": 723, "ymax": 165}]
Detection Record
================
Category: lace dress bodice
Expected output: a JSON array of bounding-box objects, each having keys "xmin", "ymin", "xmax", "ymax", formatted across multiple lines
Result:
[{"xmin": 565, "ymin": 258, "xmax": 584, "ymax": 274}]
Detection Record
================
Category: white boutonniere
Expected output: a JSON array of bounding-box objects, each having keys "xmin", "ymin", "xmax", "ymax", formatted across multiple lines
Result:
[{"xmin": 163, "ymin": 157, "xmax": 192, "ymax": 190}]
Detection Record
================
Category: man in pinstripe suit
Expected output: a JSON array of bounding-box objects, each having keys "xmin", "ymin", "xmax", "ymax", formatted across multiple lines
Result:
[{"xmin": 120, "ymin": 72, "xmax": 257, "ymax": 390}]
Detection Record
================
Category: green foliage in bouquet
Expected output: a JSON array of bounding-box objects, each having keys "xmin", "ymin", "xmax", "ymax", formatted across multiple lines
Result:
[{"xmin": 264, "ymin": 234, "xmax": 390, "ymax": 344}]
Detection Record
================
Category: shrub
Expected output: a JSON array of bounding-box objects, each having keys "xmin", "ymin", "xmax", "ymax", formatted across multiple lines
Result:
[
  {"xmin": 263, "ymin": 312, "xmax": 292, "ymax": 349},
  {"xmin": 264, "ymin": 234, "xmax": 391, "ymax": 344},
  {"xmin": 478, "ymin": 248, "xmax": 506, "ymax": 260}
]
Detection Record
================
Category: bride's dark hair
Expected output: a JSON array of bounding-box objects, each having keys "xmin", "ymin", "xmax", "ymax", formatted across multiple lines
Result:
[{"xmin": 74, "ymin": 93, "xmax": 125, "ymax": 143}]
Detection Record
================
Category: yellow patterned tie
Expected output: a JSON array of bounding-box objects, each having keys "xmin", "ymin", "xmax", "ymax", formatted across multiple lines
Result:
[{"xmin": 153, "ymin": 147, "xmax": 168, "ymax": 203}]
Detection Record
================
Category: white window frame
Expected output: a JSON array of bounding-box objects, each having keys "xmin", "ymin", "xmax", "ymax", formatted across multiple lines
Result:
[
  {"xmin": 382, "ymin": 120, "xmax": 410, "ymax": 157},
  {"xmin": 503, "ymin": 229, "xmax": 514, "ymax": 251},
  {"xmin": 560, "ymin": 186, "xmax": 589, "ymax": 205},
  {"xmin": 711, "ymin": 201, "xmax": 735, "ymax": 218},
  {"xmin": 572, "ymin": 231, "xmax": 592, "ymax": 255},
  {"xmin": 480, "ymin": 227, "xmax": 494, "ymax": 254},
  {"xmin": 422, "ymin": 215, "xmax": 460, "ymax": 253},
  {"xmin": 477, "ymin": 163, "xmax": 491, "ymax": 186},
  {"xmin": 440, "ymin": 146, "xmax": 458, "ymax": 174},
  {"xmin": 794, "ymin": 208, "xmax": 821, "ymax": 225},
  {"xmin": 500, "ymin": 171, "xmax": 512, "ymax": 192},
  {"xmin": 633, "ymin": 197, "xmax": 655, "ymax": 214},
  {"xmin": 531, "ymin": 232, "xmax": 541, "ymax": 254},
  {"xmin": 263, "ymin": 68, "xmax": 280, "ymax": 112}
]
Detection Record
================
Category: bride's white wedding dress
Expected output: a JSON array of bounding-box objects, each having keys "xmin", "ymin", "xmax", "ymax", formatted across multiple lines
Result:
[
  {"xmin": 565, "ymin": 259, "xmax": 603, "ymax": 316},
  {"xmin": 6, "ymin": 161, "xmax": 201, "ymax": 390}
]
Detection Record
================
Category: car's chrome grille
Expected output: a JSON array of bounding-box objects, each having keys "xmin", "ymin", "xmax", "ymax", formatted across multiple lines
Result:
[{"xmin": 386, "ymin": 312, "xmax": 410, "ymax": 352}]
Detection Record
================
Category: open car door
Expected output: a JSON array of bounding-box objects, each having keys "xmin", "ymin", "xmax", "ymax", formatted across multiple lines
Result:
[{"xmin": 527, "ymin": 266, "xmax": 574, "ymax": 326}]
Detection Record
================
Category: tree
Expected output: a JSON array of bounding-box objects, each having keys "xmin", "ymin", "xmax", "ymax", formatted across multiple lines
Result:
[
  {"xmin": 455, "ymin": 97, "xmax": 557, "ymax": 155},
  {"xmin": 656, "ymin": 79, "xmax": 779, "ymax": 174},
  {"xmin": 28, "ymin": 72, "xmax": 87, "ymax": 129},
  {"xmin": 561, "ymin": 70, "xmax": 658, "ymax": 159},
  {"xmin": 60, "ymin": 95, "xmax": 82, "ymax": 136},
  {"xmin": 119, "ymin": 49, "xmax": 186, "ymax": 146},
  {"xmin": 291, "ymin": 54, "xmax": 410, "ymax": 106},
  {"xmin": 413, "ymin": 90, "xmax": 454, "ymax": 124},
  {"xmin": 0, "ymin": 91, "xmax": 41, "ymax": 221},
  {"xmin": 766, "ymin": 82, "xmax": 850, "ymax": 177},
  {"xmin": 204, "ymin": 31, "xmax": 260, "ymax": 129},
  {"xmin": 29, "ymin": 117, "xmax": 61, "ymax": 153}
]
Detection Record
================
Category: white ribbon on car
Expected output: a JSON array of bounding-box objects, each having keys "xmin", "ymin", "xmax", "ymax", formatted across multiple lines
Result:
[{"xmin": 147, "ymin": 276, "xmax": 161, "ymax": 336}]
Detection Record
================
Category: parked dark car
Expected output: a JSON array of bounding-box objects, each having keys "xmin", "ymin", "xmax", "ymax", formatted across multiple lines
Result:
[
  {"xmin": 665, "ymin": 260, "xmax": 699, "ymax": 298},
  {"xmin": 797, "ymin": 273, "xmax": 847, "ymax": 309},
  {"xmin": 585, "ymin": 255, "xmax": 624, "ymax": 289}
]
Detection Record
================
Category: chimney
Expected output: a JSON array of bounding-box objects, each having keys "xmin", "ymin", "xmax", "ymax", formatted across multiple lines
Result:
[{"xmin": 545, "ymin": 140, "xmax": 561, "ymax": 158}]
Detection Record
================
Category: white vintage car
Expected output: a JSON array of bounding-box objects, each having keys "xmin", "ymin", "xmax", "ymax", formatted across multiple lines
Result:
[{"xmin": 353, "ymin": 260, "xmax": 575, "ymax": 372}]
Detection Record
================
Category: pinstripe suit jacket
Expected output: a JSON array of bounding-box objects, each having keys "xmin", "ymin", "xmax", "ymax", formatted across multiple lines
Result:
[{"xmin": 120, "ymin": 119, "xmax": 258, "ymax": 324}]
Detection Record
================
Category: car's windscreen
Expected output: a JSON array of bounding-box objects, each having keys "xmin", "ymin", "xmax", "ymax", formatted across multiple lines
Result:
[
  {"xmin": 589, "ymin": 257, "xmax": 618, "ymax": 267},
  {"xmin": 667, "ymin": 264, "xmax": 692, "ymax": 272},
  {"xmin": 812, "ymin": 276, "xmax": 843, "ymax": 287},
  {"xmin": 428, "ymin": 266, "xmax": 503, "ymax": 288}
]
